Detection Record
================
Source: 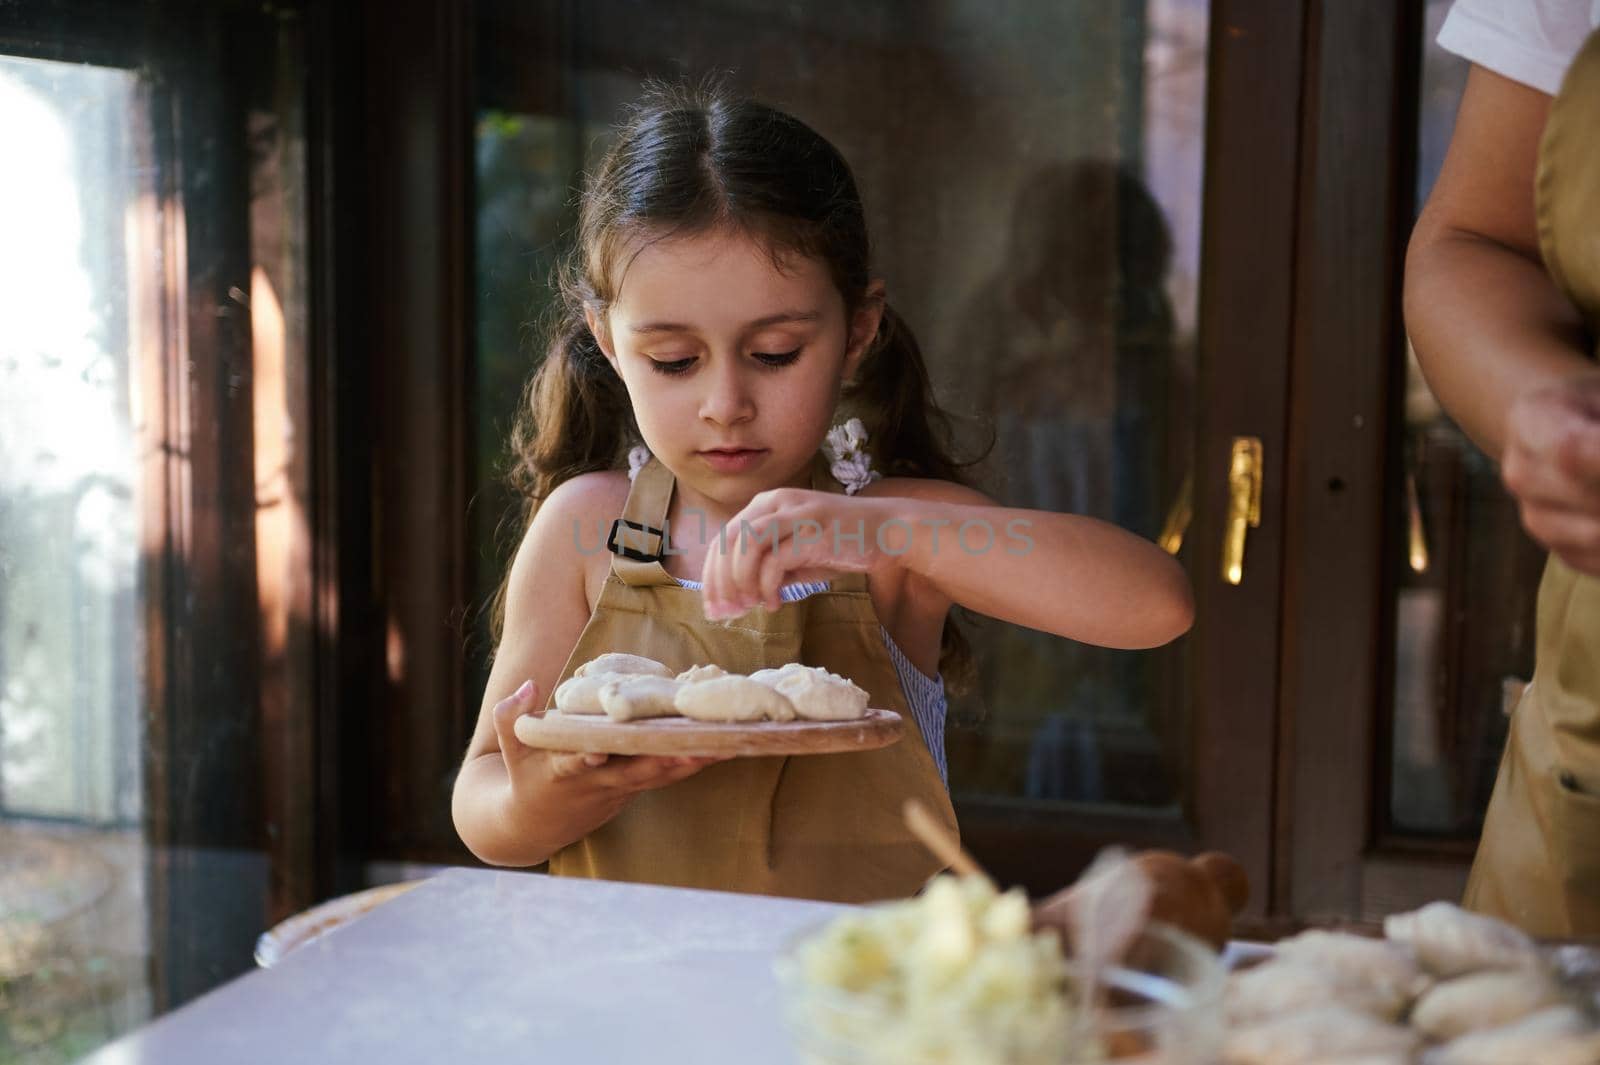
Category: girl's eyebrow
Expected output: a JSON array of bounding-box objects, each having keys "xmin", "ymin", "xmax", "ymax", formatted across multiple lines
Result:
[{"xmin": 629, "ymin": 310, "xmax": 822, "ymax": 334}]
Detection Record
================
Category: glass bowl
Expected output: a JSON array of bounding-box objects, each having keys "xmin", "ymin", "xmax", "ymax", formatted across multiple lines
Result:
[{"xmin": 773, "ymin": 918, "xmax": 1226, "ymax": 1065}]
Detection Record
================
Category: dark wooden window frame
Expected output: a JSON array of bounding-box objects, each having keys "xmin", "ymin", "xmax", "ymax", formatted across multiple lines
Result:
[
  {"xmin": 0, "ymin": 0, "xmax": 353, "ymax": 1006},
  {"xmin": 1276, "ymin": 0, "xmax": 1476, "ymax": 926}
]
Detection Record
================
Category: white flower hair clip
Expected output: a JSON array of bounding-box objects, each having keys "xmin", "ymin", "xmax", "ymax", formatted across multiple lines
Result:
[
  {"xmin": 823, "ymin": 417, "xmax": 881, "ymax": 496},
  {"xmin": 627, "ymin": 444, "xmax": 652, "ymax": 482}
]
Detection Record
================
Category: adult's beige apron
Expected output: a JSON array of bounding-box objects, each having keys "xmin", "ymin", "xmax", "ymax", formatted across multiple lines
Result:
[
  {"xmin": 1463, "ymin": 30, "xmax": 1600, "ymax": 938},
  {"xmin": 543, "ymin": 455, "xmax": 958, "ymax": 903}
]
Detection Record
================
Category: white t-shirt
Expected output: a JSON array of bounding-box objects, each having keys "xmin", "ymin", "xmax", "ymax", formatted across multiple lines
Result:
[{"xmin": 1438, "ymin": 0, "xmax": 1599, "ymax": 94}]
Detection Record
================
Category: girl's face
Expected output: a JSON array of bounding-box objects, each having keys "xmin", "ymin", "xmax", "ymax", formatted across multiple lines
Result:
[{"xmin": 588, "ymin": 228, "xmax": 882, "ymax": 509}]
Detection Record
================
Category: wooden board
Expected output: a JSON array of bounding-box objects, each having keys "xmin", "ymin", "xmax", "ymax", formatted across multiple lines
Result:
[{"xmin": 513, "ymin": 708, "xmax": 903, "ymax": 757}]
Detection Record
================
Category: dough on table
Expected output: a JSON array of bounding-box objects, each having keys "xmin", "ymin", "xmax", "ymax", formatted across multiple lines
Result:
[
  {"xmin": 574, "ymin": 652, "xmax": 672, "ymax": 679},
  {"xmin": 1410, "ymin": 967, "xmax": 1564, "ymax": 1042},
  {"xmin": 1226, "ymin": 961, "xmax": 1408, "ymax": 1025},
  {"xmin": 1422, "ymin": 1007, "xmax": 1600, "ymax": 1065},
  {"xmin": 675, "ymin": 663, "xmax": 728, "ymax": 683},
  {"xmin": 1270, "ymin": 930, "xmax": 1430, "ymax": 1008},
  {"xmin": 674, "ymin": 674, "xmax": 797, "ymax": 723},
  {"xmin": 552, "ymin": 673, "xmax": 614, "ymax": 716},
  {"xmin": 749, "ymin": 662, "xmax": 869, "ymax": 721},
  {"xmin": 598, "ymin": 675, "xmax": 683, "ymax": 722},
  {"xmin": 1382, "ymin": 902, "xmax": 1541, "ymax": 978},
  {"xmin": 1222, "ymin": 1004, "xmax": 1420, "ymax": 1064}
]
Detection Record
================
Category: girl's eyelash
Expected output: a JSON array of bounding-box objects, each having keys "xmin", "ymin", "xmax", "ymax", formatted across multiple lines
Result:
[
  {"xmin": 648, "ymin": 357, "xmax": 696, "ymax": 376},
  {"xmin": 645, "ymin": 349, "xmax": 801, "ymax": 375},
  {"xmin": 754, "ymin": 349, "xmax": 801, "ymax": 368}
]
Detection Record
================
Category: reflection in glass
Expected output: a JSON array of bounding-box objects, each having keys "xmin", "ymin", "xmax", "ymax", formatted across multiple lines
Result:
[{"xmin": 1386, "ymin": 0, "xmax": 1546, "ymax": 837}]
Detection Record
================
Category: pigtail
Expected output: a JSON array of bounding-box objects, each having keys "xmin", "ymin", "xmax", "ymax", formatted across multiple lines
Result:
[
  {"xmin": 491, "ymin": 292, "xmax": 636, "ymax": 642},
  {"xmin": 507, "ymin": 311, "xmax": 633, "ymax": 514},
  {"xmin": 845, "ymin": 302, "xmax": 989, "ymax": 692},
  {"xmin": 846, "ymin": 305, "xmax": 970, "ymax": 483}
]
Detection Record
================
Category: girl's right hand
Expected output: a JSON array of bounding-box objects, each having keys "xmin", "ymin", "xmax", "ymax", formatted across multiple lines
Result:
[{"xmin": 489, "ymin": 680, "xmax": 728, "ymax": 804}]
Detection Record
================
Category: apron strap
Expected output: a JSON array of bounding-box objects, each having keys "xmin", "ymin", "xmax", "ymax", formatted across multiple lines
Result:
[
  {"xmin": 1536, "ymin": 28, "xmax": 1600, "ymax": 334},
  {"xmin": 609, "ymin": 457, "xmax": 679, "ymax": 587}
]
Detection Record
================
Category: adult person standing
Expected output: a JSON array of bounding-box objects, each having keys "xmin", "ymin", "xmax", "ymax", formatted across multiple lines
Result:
[{"xmin": 1406, "ymin": 0, "xmax": 1600, "ymax": 937}]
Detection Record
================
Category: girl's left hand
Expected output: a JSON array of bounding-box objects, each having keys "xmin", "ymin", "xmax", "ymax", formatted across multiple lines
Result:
[{"xmin": 700, "ymin": 488, "xmax": 910, "ymax": 619}]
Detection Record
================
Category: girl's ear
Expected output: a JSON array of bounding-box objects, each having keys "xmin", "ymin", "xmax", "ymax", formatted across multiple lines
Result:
[
  {"xmin": 843, "ymin": 279, "xmax": 887, "ymax": 381},
  {"xmin": 583, "ymin": 305, "xmax": 620, "ymax": 373}
]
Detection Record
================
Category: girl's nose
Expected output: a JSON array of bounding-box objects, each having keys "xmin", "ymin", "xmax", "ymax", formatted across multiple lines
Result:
[{"xmin": 699, "ymin": 360, "xmax": 755, "ymax": 427}]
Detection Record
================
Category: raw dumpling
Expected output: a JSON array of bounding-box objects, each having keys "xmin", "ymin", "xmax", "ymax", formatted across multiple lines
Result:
[
  {"xmin": 598, "ymin": 675, "xmax": 683, "ymax": 722},
  {"xmin": 674, "ymin": 675, "xmax": 797, "ymax": 723},
  {"xmin": 1383, "ymin": 902, "xmax": 1541, "ymax": 978},
  {"xmin": 1226, "ymin": 961, "xmax": 1409, "ymax": 1025},
  {"xmin": 574, "ymin": 653, "xmax": 672, "ymax": 679},
  {"xmin": 675, "ymin": 664, "xmax": 728, "ymax": 683},
  {"xmin": 1223, "ymin": 1004, "xmax": 1420, "ymax": 1064},
  {"xmin": 747, "ymin": 665, "xmax": 796, "ymax": 687},
  {"xmin": 755, "ymin": 663, "xmax": 869, "ymax": 721},
  {"xmin": 1272, "ymin": 930, "xmax": 1430, "ymax": 1008},
  {"xmin": 1422, "ymin": 1006, "xmax": 1600, "ymax": 1065},
  {"xmin": 552, "ymin": 673, "xmax": 614, "ymax": 715},
  {"xmin": 1410, "ymin": 967, "xmax": 1565, "ymax": 1042}
]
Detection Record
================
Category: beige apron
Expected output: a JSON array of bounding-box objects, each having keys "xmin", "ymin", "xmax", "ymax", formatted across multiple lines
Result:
[
  {"xmin": 544, "ymin": 455, "xmax": 959, "ymax": 903},
  {"xmin": 1464, "ymin": 30, "xmax": 1600, "ymax": 938}
]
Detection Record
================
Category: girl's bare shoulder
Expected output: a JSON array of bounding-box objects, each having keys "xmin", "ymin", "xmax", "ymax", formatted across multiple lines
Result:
[
  {"xmin": 511, "ymin": 470, "xmax": 631, "ymax": 580},
  {"xmin": 533, "ymin": 469, "xmax": 632, "ymax": 526}
]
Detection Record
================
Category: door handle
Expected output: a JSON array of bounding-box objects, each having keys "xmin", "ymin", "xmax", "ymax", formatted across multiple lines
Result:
[{"xmin": 1222, "ymin": 437, "xmax": 1263, "ymax": 586}]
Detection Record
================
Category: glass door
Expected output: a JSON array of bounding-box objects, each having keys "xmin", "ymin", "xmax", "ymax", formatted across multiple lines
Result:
[{"xmin": 0, "ymin": 4, "xmax": 320, "ymax": 1056}]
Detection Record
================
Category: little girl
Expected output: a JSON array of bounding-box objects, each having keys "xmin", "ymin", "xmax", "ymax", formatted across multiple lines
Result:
[{"xmin": 451, "ymin": 87, "xmax": 1194, "ymax": 903}]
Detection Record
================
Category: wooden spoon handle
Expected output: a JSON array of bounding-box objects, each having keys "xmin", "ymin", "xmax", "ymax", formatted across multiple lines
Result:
[{"xmin": 903, "ymin": 798, "xmax": 985, "ymax": 879}]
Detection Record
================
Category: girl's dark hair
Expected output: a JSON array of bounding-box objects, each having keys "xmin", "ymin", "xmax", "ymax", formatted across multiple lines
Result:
[{"xmin": 502, "ymin": 83, "xmax": 977, "ymax": 686}]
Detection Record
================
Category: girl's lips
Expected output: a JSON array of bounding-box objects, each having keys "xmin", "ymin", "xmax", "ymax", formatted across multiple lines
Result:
[{"xmin": 697, "ymin": 448, "xmax": 768, "ymax": 473}]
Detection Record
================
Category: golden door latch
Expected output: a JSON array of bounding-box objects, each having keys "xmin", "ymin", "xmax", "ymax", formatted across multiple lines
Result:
[{"xmin": 1222, "ymin": 437, "xmax": 1263, "ymax": 586}]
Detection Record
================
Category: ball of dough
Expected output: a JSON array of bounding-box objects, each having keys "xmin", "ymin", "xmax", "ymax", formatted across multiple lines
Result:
[
  {"xmin": 1424, "ymin": 1007, "xmax": 1599, "ymax": 1065},
  {"xmin": 674, "ymin": 675, "xmax": 797, "ymax": 723},
  {"xmin": 1223, "ymin": 1004, "xmax": 1419, "ymax": 1064},
  {"xmin": 1383, "ymin": 902, "xmax": 1540, "ymax": 977},
  {"xmin": 1411, "ymin": 967, "xmax": 1563, "ymax": 1042},
  {"xmin": 1226, "ymin": 960, "xmax": 1408, "ymax": 1025},
  {"xmin": 769, "ymin": 664, "xmax": 869, "ymax": 721},
  {"xmin": 598, "ymin": 675, "xmax": 683, "ymax": 722},
  {"xmin": 1271, "ymin": 930, "xmax": 1430, "ymax": 1009},
  {"xmin": 746, "ymin": 665, "xmax": 797, "ymax": 687},
  {"xmin": 675, "ymin": 663, "xmax": 728, "ymax": 683},
  {"xmin": 552, "ymin": 674, "xmax": 612, "ymax": 715},
  {"xmin": 574, "ymin": 652, "xmax": 672, "ymax": 679}
]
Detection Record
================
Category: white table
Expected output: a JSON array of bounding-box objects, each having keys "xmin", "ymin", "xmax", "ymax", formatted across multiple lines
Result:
[{"xmin": 83, "ymin": 867, "xmax": 849, "ymax": 1064}]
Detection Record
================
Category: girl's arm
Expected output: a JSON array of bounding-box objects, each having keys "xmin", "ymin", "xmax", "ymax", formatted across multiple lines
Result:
[
  {"xmin": 452, "ymin": 474, "xmax": 719, "ymax": 867},
  {"xmin": 700, "ymin": 478, "xmax": 1193, "ymax": 650},
  {"xmin": 868, "ymin": 479, "xmax": 1194, "ymax": 650}
]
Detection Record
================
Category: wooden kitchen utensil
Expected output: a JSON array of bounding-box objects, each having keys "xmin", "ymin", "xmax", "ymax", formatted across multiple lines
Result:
[{"xmin": 513, "ymin": 707, "xmax": 903, "ymax": 758}]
